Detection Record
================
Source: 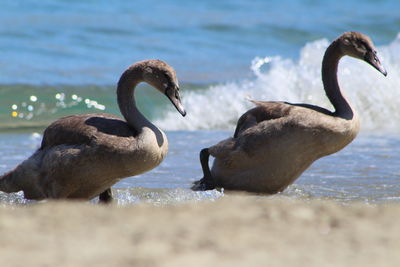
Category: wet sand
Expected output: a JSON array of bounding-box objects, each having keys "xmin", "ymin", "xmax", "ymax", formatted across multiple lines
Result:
[{"xmin": 0, "ymin": 196, "xmax": 399, "ymax": 267}]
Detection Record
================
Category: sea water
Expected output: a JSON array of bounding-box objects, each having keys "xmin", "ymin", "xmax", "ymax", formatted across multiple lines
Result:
[
  {"xmin": 0, "ymin": 131, "xmax": 399, "ymax": 205},
  {"xmin": 0, "ymin": 0, "xmax": 399, "ymax": 205}
]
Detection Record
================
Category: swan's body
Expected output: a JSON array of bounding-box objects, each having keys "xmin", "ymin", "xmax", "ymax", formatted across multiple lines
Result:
[
  {"xmin": 0, "ymin": 60, "xmax": 186, "ymax": 202},
  {"xmin": 193, "ymin": 32, "xmax": 387, "ymax": 193}
]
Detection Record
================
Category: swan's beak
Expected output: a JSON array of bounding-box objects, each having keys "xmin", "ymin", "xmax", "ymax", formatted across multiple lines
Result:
[
  {"xmin": 165, "ymin": 87, "xmax": 186, "ymax": 117},
  {"xmin": 365, "ymin": 50, "xmax": 387, "ymax": 76}
]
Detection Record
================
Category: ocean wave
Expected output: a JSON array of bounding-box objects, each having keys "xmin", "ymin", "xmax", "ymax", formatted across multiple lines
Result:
[
  {"xmin": 1, "ymin": 35, "xmax": 399, "ymax": 133},
  {"xmin": 156, "ymin": 34, "xmax": 400, "ymax": 133}
]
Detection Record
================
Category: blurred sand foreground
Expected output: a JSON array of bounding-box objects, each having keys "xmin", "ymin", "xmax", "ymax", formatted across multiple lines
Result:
[{"xmin": 0, "ymin": 196, "xmax": 399, "ymax": 267}]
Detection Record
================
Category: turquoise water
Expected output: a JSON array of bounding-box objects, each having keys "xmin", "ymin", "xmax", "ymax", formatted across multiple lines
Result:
[{"xmin": 0, "ymin": 0, "xmax": 399, "ymax": 204}]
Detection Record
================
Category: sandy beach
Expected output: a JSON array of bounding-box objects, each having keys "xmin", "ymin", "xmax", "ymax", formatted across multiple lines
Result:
[{"xmin": 0, "ymin": 196, "xmax": 399, "ymax": 267}]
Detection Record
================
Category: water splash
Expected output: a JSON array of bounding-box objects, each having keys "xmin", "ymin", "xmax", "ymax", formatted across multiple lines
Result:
[
  {"xmin": 114, "ymin": 187, "xmax": 224, "ymax": 206},
  {"xmin": 0, "ymin": 188, "xmax": 224, "ymax": 206},
  {"xmin": 157, "ymin": 35, "xmax": 400, "ymax": 133},
  {"xmin": 0, "ymin": 191, "xmax": 32, "ymax": 206}
]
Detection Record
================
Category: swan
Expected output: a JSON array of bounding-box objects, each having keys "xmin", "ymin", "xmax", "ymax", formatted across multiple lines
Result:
[
  {"xmin": 0, "ymin": 59, "xmax": 186, "ymax": 202},
  {"xmin": 192, "ymin": 32, "xmax": 387, "ymax": 193}
]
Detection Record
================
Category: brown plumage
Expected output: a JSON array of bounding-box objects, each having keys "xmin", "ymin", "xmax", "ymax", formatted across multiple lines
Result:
[
  {"xmin": 0, "ymin": 60, "xmax": 186, "ymax": 202},
  {"xmin": 193, "ymin": 32, "xmax": 387, "ymax": 193}
]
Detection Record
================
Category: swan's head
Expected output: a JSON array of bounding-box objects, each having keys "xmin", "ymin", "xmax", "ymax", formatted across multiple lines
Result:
[
  {"xmin": 338, "ymin": 32, "xmax": 387, "ymax": 76},
  {"xmin": 142, "ymin": 60, "xmax": 186, "ymax": 116}
]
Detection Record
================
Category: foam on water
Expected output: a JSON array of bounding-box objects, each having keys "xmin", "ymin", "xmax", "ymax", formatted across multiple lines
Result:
[
  {"xmin": 157, "ymin": 35, "xmax": 400, "ymax": 133},
  {"xmin": 0, "ymin": 188, "xmax": 225, "ymax": 206},
  {"xmin": 114, "ymin": 188, "xmax": 224, "ymax": 206}
]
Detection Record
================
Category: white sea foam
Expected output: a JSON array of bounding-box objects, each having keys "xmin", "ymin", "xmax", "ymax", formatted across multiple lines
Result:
[{"xmin": 157, "ymin": 35, "xmax": 400, "ymax": 133}]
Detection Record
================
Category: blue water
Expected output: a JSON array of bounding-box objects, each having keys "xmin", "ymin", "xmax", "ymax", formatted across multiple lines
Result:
[
  {"xmin": 1, "ymin": 132, "xmax": 399, "ymax": 205},
  {"xmin": 1, "ymin": 0, "xmax": 400, "ymax": 204},
  {"xmin": 1, "ymin": 0, "xmax": 399, "ymax": 84}
]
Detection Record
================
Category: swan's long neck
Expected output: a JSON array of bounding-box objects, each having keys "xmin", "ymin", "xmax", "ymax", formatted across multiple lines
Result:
[
  {"xmin": 116, "ymin": 67, "xmax": 153, "ymax": 131},
  {"xmin": 322, "ymin": 41, "xmax": 354, "ymax": 119}
]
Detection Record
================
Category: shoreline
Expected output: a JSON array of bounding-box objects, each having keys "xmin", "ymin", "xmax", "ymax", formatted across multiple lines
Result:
[{"xmin": 0, "ymin": 196, "xmax": 399, "ymax": 267}]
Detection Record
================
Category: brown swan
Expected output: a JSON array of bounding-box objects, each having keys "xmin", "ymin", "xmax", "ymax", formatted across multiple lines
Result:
[
  {"xmin": 0, "ymin": 59, "xmax": 186, "ymax": 202},
  {"xmin": 192, "ymin": 32, "xmax": 387, "ymax": 193}
]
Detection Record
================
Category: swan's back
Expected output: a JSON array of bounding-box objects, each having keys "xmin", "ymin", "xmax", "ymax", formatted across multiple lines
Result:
[
  {"xmin": 41, "ymin": 113, "xmax": 136, "ymax": 150},
  {"xmin": 233, "ymin": 101, "xmax": 358, "ymax": 156}
]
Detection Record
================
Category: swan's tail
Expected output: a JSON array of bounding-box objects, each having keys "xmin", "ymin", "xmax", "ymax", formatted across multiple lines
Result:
[
  {"xmin": 0, "ymin": 170, "xmax": 21, "ymax": 193},
  {"xmin": 0, "ymin": 150, "xmax": 44, "ymax": 198}
]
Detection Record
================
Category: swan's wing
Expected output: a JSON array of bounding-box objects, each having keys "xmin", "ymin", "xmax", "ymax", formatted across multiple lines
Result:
[
  {"xmin": 212, "ymin": 102, "xmax": 293, "ymax": 168},
  {"xmin": 234, "ymin": 100, "xmax": 334, "ymax": 138},
  {"xmin": 234, "ymin": 107, "xmax": 340, "ymax": 159},
  {"xmin": 209, "ymin": 119, "xmax": 294, "ymax": 169},
  {"xmin": 234, "ymin": 101, "xmax": 291, "ymax": 137},
  {"xmin": 235, "ymin": 116, "xmax": 295, "ymax": 156},
  {"xmin": 41, "ymin": 113, "xmax": 135, "ymax": 149},
  {"xmin": 208, "ymin": 137, "xmax": 237, "ymax": 167},
  {"xmin": 233, "ymin": 112, "xmax": 258, "ymax": 138},
  {"xmin": 41, "ymin": 114, "xmax": 94, "ymax": 148}
]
